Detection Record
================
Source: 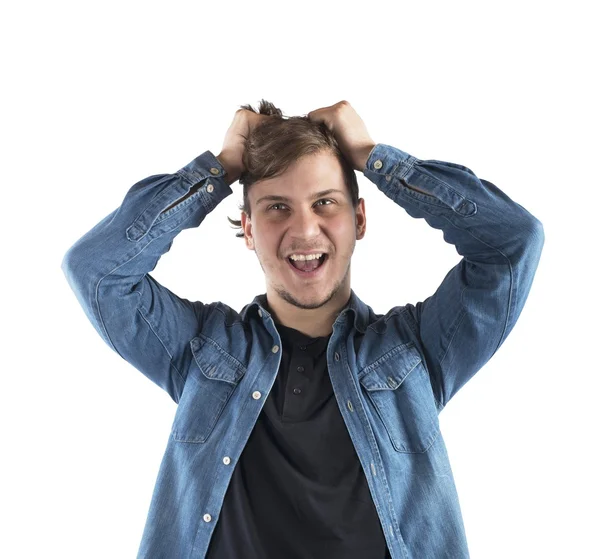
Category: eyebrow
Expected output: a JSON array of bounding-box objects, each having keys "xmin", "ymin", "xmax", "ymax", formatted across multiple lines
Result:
[{"xmin": 255, "ymin": 189, "xmax": 345, "ymax": 206}]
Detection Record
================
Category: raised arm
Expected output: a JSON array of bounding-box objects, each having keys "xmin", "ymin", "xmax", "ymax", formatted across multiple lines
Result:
[
  {"xmin": 363, "ymin": 143, "xmax": 545, "ymax": 411},
  {"xmin": 61, "ymin": 109, "xmax": 271, "ymax": 403},
  {"xmin": 61, "ymin": 151, "xmax": 233, "ymax": 403},
  {"xmin": 307, "ymin": 100, "xmax": 544, "ymax": 411}
]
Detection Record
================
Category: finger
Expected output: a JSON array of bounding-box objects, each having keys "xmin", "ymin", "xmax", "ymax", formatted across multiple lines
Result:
[
  {"xmin": 308, "ymin": 108, "xmax": 326, "ymax": 118},
  {"xmin": 307, "ymin": 107, "xmax": 327, "ymax": 123}
]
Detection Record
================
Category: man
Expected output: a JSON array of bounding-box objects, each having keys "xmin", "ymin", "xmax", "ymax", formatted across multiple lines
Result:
[{"xmin": 61, "ymin": 100, "xmax": 544, "ymax": 558}]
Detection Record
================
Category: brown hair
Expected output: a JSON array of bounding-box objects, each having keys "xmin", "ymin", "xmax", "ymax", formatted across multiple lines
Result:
[{"xmin": 227, "ymin": 99, "xmax": 360, "ymax": 237}]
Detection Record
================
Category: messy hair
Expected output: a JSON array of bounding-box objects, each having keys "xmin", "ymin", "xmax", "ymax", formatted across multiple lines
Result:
[{"xmin": 227, "ymin": 99, "xmax": 360, "ymax": 237}]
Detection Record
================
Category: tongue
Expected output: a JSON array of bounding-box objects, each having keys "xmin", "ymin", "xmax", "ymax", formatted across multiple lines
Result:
[{"xmin": 291, "ymin": 258, "xmax": 320, "ymax": 272}]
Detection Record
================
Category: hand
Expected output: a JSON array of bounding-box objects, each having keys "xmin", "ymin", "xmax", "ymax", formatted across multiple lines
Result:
[
  {"xmin": 217, "ymin": 108, "xmax": 273, "ymax": 184},
  {"xmin": 307, "ymin": 100, "xmax": 376, "ymax": 172}
]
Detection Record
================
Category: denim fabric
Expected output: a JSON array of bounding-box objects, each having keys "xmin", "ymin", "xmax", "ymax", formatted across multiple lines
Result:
[{"xmin": 61, "ymin": 143, "xmax": 544, "ymax": 558}]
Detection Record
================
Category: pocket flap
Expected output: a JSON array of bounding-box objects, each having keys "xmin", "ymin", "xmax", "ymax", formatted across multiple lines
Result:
[
  {"xmin": 190, "ymin": 335, "xmax": 246, "ymax": 385},
  {"xmin": 359, "ymin": 344, "xmax": 422, "ymax": 391},
  {"xmin": 358, "ymin": 344, "xmax": 439, "ymax": 453}
]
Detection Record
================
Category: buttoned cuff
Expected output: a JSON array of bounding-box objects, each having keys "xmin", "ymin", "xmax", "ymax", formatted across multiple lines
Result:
[
  {"xmin": 177, "ymin": 150, "xmax": 228, "ymax": 185},
  {"xmin": 364, "ymin": 143, "xmax": 418, "ymax": 179}
]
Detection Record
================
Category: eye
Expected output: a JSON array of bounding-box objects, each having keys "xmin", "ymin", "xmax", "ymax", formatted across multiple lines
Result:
[
  {"xmin": 269, "ymin": 203, "xmax": 288, "ymax": 211},
  {"xmin": 267, "ymin": 199, "xmax": 334, "ymax": 212}
]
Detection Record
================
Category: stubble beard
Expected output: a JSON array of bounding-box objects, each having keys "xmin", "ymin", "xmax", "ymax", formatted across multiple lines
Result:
[
  {"xmin": 275, "ymin": 266, "xmax": 348, "ymax": 310},
  {"xmin": 259, "ymin": 253, "xmax": 351, "ymax": 311}
]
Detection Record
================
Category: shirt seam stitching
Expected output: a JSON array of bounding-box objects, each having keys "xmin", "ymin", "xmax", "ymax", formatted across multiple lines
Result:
[
  {"xmin": 136, "ymin": 307, "xmax": 186, "ymax": 386},
  {"xmin": 94, "ymin": 236, "xmax": 184, "ymax": 379}
]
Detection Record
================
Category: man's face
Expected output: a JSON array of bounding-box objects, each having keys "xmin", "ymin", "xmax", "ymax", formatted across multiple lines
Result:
[{"xmin": 241, "ymin": 150, "xmax": 366, "ymax": 310}]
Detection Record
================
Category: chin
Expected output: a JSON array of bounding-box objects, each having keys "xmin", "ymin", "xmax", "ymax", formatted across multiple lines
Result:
[{"xmin": 276, "ymin": 280, "xmax": 342, "ymax": 311}]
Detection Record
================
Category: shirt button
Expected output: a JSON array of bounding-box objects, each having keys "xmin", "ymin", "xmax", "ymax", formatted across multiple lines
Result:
[
  {"xmin": 223, "ymin": 456, "xmax": 231, "ymax": 465},
  {"xmin": 297, "ymin": 365, "xmax": 305, "ymax": 373},
  {"xmin": 272, "ymin": 345, "xmax": 279, "ymax": 353},
  {"xmin": 299, "ymin": 345, "xmax": 306, "ymax": 351},
  {"xmin": 203, "ymin": 513, "xmax": 212, "ymax": 522},
  {"xmin": 334, "ymin": 352, "xmax": 340, "ymax": 361},
  {"xmin": 385, "ymin": 174, "xmax": 391, "ymax": 181},
  {"xmin": 206, "ymin": 183, "xmax": 214, "ymax": 193},
  {"xmin": 258, "ymin": 309, "xmax": 263, "ymax": 317},
  {"xmin": 210, "ymin": 167, "xmax": 220, "ymax": 175},
  {"xmin": 293, "ymin": 387, "xmax": 302, "ymax": 395},
  {"xmin": 252, "ymin": 391, "xmax": 262, "ymax": 400},
  {"xmin": 374, "ymin": 160, "xmax": 383, "ymax": 169}
]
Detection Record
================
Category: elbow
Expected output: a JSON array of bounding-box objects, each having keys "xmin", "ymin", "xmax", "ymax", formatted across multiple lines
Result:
[
  {"xmin": 61, "ymin": 246, "xmax": 77, "ymax": 288},
  {"xmin": 61, "ymin": 244, "xmax": 85, "ymax": 291},
  {"xmin": 523, "ymin": 216, "xmax": 545, "ymax": 259},
  {"xmin": 512, "ymin": 216, "xmax": 544, "ymax": 288},
  {"xmin": 61, "ymin": 242, "xmax": 96, "ymax": 304}
]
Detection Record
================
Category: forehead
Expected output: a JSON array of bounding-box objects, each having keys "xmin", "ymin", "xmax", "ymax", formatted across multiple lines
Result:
[{"xmin": 249, "ymin": 150, "xmax": 348, "ymax": 203}]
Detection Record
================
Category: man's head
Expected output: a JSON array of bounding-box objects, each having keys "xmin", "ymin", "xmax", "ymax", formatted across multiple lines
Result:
[{"xmin": 229, "ymin": 100, "xmax": 366, "ymax": 312}]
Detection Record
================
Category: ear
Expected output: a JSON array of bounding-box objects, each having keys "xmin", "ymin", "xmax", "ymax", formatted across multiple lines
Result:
[
  {"xmin": 240, "ymin": 211, "xmax": 255, "ymax": 250},
  {"xmin": 355, "ymin": 198, "xmax": 366, "ymax": 240}
]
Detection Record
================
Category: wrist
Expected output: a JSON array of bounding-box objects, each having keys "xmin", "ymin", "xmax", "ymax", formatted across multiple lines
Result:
[
  {"xmin": 216, "ymin": 152, "xmax": 243, "ymax": 186},
  {"xmin": 352, "ymin": 142, "xmax": 377, "ymax": 172}
]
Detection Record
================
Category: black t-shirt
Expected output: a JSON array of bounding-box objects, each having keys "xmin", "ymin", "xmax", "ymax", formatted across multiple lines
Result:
[{"xmin": 206, "ymin": 322, "xmax": 391, "ymax": 559}]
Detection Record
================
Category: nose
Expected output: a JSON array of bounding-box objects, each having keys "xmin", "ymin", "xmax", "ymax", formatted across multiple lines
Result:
[{"xmin": 288, "ymin": 206, "xmax": 322, "ymax": 240}]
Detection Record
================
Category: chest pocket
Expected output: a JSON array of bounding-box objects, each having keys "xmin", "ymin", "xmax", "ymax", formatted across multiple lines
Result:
[
  {"xmin": 171, "ymin": 335, "xmax": 246, "ymax": 444},
  {"xmin": 358, "ymin": 344, "xmax": 440, "ymax": 453}
]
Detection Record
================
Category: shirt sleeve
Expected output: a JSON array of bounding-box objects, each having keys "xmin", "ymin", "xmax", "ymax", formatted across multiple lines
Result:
[
  {"xmin": 61, "ymin": 150, "xmax": 233, "ymax": 403},
  {"xmin": 363, "ymin": 143, "xmax": 545, "ymax": 411}
]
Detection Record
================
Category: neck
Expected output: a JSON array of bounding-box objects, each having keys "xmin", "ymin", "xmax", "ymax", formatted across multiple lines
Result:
[{"xmin": 265, "ymin": 285, "xmax": 352, "ymax": 338}]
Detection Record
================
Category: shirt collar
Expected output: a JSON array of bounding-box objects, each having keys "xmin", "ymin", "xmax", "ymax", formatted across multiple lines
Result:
[{"xmin": 240, "ymin": 289, "xmax": 369, "ymax": 334}]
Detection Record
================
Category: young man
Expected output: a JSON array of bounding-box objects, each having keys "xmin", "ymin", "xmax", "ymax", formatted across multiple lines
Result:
[{"xmin": 61, "ymin": 100, "xmax": 544, "ymax": 558}]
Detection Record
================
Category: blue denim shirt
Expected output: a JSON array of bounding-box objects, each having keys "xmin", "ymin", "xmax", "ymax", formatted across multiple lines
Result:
[{"xmin": 61, "ymin": 143, "xmax": 544, "ymax": 558}]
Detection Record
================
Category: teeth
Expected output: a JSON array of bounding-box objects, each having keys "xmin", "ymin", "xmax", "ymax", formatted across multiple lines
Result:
[{"xmin": 289, "ymin": 253, "xmax": 323, "ymax": 261}]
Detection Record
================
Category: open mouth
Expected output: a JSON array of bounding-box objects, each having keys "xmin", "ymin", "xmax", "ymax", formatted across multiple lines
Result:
[{"xmin": 287, "ymin": 254, "xmax": 328, "ymax": 276}]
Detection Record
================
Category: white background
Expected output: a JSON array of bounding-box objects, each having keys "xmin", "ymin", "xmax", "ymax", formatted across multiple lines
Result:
[{"xmin": 2, "ymin": 0, "xmax": 598, "ymax": 557}]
